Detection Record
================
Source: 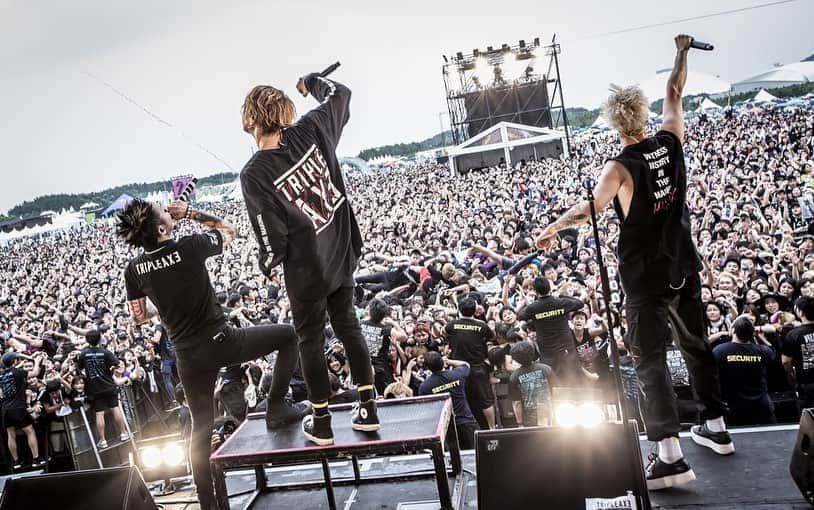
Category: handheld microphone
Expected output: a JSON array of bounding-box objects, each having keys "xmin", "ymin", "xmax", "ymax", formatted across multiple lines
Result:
[
  {"xmin": 179, "ymin": 178, "xmax": 197, "ymax": 202},
  {"xmin": 320, "ymin": 62, "xmax": 341, "ymax": 77},
  {"xmin": 690, "ymin": 40, "xmax": 714, "ymax": 51}
]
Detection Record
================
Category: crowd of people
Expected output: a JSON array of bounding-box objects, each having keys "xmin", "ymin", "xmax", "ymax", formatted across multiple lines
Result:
[{"xmin": 0, "ymin": 100, "xmax": 812, "ymax": 471}]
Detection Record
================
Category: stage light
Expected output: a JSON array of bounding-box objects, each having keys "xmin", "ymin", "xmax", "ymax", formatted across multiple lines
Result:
[
  {"xmin": 456, "ymin": 52, "xmax": 463, "ymax": 61},
  {"xmin": 555, "ymin": 402, "xmax": 605, "ymax": 428},
  {"xmin": 473, "ymin": 48, "xmax": 479, "ymax": 57},
  {"xmin": 141, "ymin": 446, "xmax": 163, "ymax": 469},
  {"xmin": 163, "ymin": 443, "xmax": 185, "ymax": 466},
  {"xmin": 502, "ymin": 55, "xmax": 527, "ymax": 80},
  {"xmin": 534, "ymin": 37, "xmax": 540, "ymax": 47},
  {"xmin": 519, "ymin": 39, "xmax": 526, "ymax": 48},
  {"xmin": 473, "ymin": 56, "xmax": 491, "ymax": 83}
]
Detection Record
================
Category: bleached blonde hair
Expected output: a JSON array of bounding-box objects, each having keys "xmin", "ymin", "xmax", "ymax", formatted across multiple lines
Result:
[{"xmin": 602, "ymin": 84, "xmax": 650, "ymax": 137}]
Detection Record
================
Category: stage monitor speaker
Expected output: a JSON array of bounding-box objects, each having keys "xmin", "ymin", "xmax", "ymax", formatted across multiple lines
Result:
[
  {"xmin": 0, "ymin": 465, "xmax": 157, "ymax": 510},
  {"xmin": 791, "ymin": 407, "xmax": 814, "ymax": 504},
  {"xmin": 476, "ymin": 421, "xmax": 650, "ymax": 510}
]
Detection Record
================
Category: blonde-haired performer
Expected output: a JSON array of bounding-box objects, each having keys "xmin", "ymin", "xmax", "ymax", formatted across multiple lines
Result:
[
  {"xmin": 535, "ymin": 35, "xmax": 733, "ymax": 490},
  {"xmin": 240, "ymin": 73, "xmax": 379, "ymax": 446}
]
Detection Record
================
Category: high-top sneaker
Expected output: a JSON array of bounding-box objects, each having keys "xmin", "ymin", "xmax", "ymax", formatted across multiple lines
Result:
[
  {"xmin": 266, "ymin": 399, "xmax": 312, "ymax": 430},
  {"xmin": 351, "ymin": 400, "xmax": 380, "ymax": 432},
  {"xmin": 302, "ymin": 413, "xmax": 334, "ymax": 446}
]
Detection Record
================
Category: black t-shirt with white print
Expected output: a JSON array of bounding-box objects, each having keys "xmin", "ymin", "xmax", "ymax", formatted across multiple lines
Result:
[
  {"xmin": 77, "ymin": 346, "xmax": 119, "ymax": 396},
  {"xmin": 360, "ymin": 319, "xmax": 392, "ymax": 366},
  {"xmin": 611, "ymin": 130, "xmax": 702, "ymax": 297},
  {"xmin": 240, "ymin": 75, "xmax": 363, "ymax": 303},
  {"xmin": 124, "ymin": 232, "xmax": 226, "ymax": 351},
  {"xmin": 0, "ymin": 368, "xmax": 27, "ymax": 410},
  {"xmin": 782, "ymin": 324, "xmax": 814, "ymax": 385}
]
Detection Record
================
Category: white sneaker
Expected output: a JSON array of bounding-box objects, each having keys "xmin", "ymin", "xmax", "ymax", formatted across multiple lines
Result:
[
  {"xmin": 97, "ymin": 439, "xmax": 109, "ymax": 449},
  {"xmin": 120, "ymin": 432, "xmax": 130, "ymax": 442}
]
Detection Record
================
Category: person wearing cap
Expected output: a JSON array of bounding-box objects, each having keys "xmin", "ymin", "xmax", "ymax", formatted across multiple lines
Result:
[
  {"xmin": 0, "ymin": 351, "xmax": 45, "ymax": 470},
  {"xmin": 76, "ymin": 330, "xmax": 129, "ymax": 449}
]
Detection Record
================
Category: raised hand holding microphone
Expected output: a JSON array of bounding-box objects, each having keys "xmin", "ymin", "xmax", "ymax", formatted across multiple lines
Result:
[{"xmin": 296, "ymin": 61, "xmax": 341, "ymax": 97}]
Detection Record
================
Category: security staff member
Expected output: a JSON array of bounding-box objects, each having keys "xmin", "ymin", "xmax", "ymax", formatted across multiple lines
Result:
[
  {"xmin": 118, "ymin": 198, "xmax": 308, "ymax": 510},
  {"xmin": 518, "ymin": 277, "xmax": 584, "ymax": 385},
  {"xmin": 444, "ymin": 296, "xmax": 496, "ymax": 429},
  {"xmin": 418, "ymin": 352, "xmax": 478, "ymax": 449},
  {"xmin": 713, "ymin": 317, "xmax": 775, "ymax": 425}
]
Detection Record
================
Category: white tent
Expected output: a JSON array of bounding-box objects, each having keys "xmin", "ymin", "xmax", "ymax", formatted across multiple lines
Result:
[
  {"xmin": 732, "ymin": 61, "xmax": 814, "ymax": 94},
  {"xmin": 753, "ymin": 89, "xmax": 778, "ymax": 103},
  {"xmin": 635, "ymin": 69, "xmax": 731, "ymax": 101},
  {"xmin": 447, "ymin": 121, "xmax": 567, "ymax": 174},
  {"xmin": 591, "ymin": 115, "xmax": 608, "ymax": 129},
  {"xmin": 698, "ymin": 97, "xmax": 722, "ymax": 111}
]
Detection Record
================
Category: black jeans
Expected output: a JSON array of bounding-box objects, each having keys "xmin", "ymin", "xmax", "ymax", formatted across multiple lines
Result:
[
  {"xmin": 355, "ymin": 272, "xmax": 391, "ymax": 293},
  {"xmin": 175, "ymin": 324, "xmax": 298, "ymax": 510},
  {"xmin": 624, "ymin": 273, "xmax": 725, "ymax": 441},
  {"xmin": 291, "ymin": 286, "xmax": 374, "ymax": 403}
]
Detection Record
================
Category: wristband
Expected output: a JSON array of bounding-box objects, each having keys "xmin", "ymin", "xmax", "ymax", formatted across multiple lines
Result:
[{"xmin": 184, "ymin": 204, "xmax": 192, "ymax": 219}]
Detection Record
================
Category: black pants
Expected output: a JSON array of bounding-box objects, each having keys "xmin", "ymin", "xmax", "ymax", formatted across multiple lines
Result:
[
  {"xmin": 291, "ymin": 286, "xmax": 373, "ymax": 403},
  {"xmin": 625, "ymin": 273, "xmax": 725, "ymax": 441},
  {"xmin": 175, "ymin": 324, "xmax": 298, "ymax": 510},
  {"xmin": 355, "ymin": 272, "xmax": 391, "ymax": 294}
]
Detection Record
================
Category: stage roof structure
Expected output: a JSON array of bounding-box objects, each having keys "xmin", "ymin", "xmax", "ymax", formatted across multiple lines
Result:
[{"xmin": 446, "ymin": 121, "xmax": 566, "ymax": 173}]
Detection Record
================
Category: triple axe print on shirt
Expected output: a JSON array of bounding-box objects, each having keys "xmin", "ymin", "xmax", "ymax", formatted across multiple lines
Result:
[{"xmin": 273, "ymin": 144, "xmax": 345, "ymax": 234}]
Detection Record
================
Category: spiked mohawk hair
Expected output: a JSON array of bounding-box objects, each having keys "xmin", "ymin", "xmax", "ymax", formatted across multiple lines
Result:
[{"xmin": 116, "ymin": 198, "xmax": 161, "ymax": 250}]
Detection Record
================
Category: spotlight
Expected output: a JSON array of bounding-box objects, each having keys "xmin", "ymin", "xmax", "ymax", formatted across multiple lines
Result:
[
  {"xmin": 554, "ymin": 402, "xmax": 606, "ymax": 428},
  {"xmin": 140, "ymin": 446, "xmax": 162, "ymax": 469},
  {"xmin": 519, "ymin": 39, "xmax": 526, "ymax": 48},
  {"xmin": 163, "ymin": 443, "xmax": 186, "ymax": 466},
  {"xmin": 501, "ymin": 43, "xmax": 509, "ymax": 51},
  {"xmin": 473, "ymin": 48, "xmax": 479, "ymax": 57},
  {"xmin": 502, "ymin": 55, "xmax": 527, "ymax": 80},
  {"xmin": 486, "ymin": 46, "xmax": 494, "ymax": 52},
  {"xmin": 534, "ymin": 37, "xmax": 540, "ymax": 47},
  {"xmin": 473, "ymin": 56, "xmax": 491, "ymax": 83},
  {"xmin": 456, "ymin": 52, "xmax": 463, "ymax": 61}
]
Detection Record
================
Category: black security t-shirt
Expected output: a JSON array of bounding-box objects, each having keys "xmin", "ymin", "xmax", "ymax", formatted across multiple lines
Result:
[
  {"xmin": 444, "ymin": 317, "xmax": 495, "ymax": 366},
  {"xmin": 418, "ymin": 365, "xmax": 477, "ymax": 425},
  {"xmin": 361, "ymin": 320, "xmax": 392, "ymax": 366},
  {"xmin": 124, "ymin": 232, "xmax": 226, "ymax": 351},
  {"xmin": 508, "ymin": 363, "xmax": 555, "ymax": 427},
  {"xmin": 518, "ymin": 296, "xmax": 585, "ymax": 358},
  {"xmin": 782, "ymin": 324, "xmax": 814, "ymax": 385},
  {"xmin": 77, "ymin": 347, "xmax": 119, "ymax": 396},
  {"xmin": 713, "ymin": 341, "xmax": 774, "ymax": 402},
  {"xmin": 0, "ymin": 368, "xmax": 27, "ymax": 410}
]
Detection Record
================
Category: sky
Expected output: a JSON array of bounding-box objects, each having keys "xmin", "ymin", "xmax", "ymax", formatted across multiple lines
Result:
[{"xmin": 1, "ymin": 0, "xmax": 812, "ymax": 214}]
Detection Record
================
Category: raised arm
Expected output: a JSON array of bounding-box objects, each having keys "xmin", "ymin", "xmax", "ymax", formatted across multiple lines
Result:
[
  {"xmin": 662, "ymin": 34, "xmax": 693, "ymax": 143},
  {"xmin": 169, "ymin": 201, "xmax": 235, "ymax": 249}
]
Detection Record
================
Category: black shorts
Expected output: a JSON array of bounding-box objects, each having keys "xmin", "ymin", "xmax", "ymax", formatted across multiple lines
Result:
[
  {"xmin": 90, "ymin": 391, "xmax": 119, "ymax": 413},
  {"xmin": 2, "ymin": 407, "xmax": 33, "ymax": 429},
  {"xmin": 466, "ymin": 366, "xmax": 495, "ymax": 411}
]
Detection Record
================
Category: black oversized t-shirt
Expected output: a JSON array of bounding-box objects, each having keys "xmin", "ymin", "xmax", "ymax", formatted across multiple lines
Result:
[
  {"xmin": 444, "ymin": 317, "xmax": 494, "ymax": 366},
  {"xmin": 360, "ymin": 320, "xmax": 392, "ymax": 366},
  {"xmin": 0, "ymin": 367, "xmax": 27, "ymax": 410},
  {"xmin": 713, "ymin": 341, "xmax": 774, "ymax": 402},
  {"xmin": 418, "ymin": 365, "xmax": 477, "ymax": 426},
  {"xmin": 782, "ymin": 324, "xmax": 814, "ymax": 385},
  {"xmin": 240, "ymin": 76, "xmax": 363, "ymax": 303},
  {"xmin": 611, "ymin": 130, "xmax": 702, "ymax": 296},
  {"xmin": 77, "ymin": 347, "xmax": 119, "ymax": 396},
  {"xmin": 518, "ymin": 296, "xmax": 584, "ymax": 358},
  {"xmin": 124, "ymin": 232, "xmax": 226, "ymax": 351}
]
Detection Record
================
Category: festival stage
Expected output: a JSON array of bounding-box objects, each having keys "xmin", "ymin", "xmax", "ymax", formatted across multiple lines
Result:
[{"xmin": 149, "ymin": 424, "xmax": 809, "ymax": 509}]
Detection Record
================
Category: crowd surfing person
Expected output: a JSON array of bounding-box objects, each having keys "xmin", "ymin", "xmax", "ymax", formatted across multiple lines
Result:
[{"xmin": 0, "ymin": 40, "xmax": 811, "ymax": 491}]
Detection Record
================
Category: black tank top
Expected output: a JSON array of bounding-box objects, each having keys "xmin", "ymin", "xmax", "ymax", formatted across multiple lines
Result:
[{"xmin": 611, "ymin": 130, "xmax": 701, "ymax": 297}]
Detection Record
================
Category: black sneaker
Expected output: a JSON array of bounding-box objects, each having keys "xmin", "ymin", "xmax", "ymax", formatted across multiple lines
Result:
[
  {"xmin": 645, "ymin": 453, "xmax": 696, "ymax": 491},
  {"xmin": 31, "ymin": 457, "xmax": 46, "ymax": 469},
  {"xmin": 11, "ymin": 461, "xmax": 23, "ymax": 472},
  {"xmin": 266, "ymin": 399, "xmax": 312, "ymax": 430},
  {"xmin": 691, "ymin": 424, "xmax": 735, "ymax": 455},
  {"xmin": 351, "ymin": 400, "xmax": 380, "ymax": 432},
  {"xmin": 302, "ymin": 413, "xmax": 334, "ymax": 446}
]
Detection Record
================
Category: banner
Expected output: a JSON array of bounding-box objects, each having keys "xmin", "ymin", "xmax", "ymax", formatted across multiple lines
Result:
[{"xmin": 171, "ymin": 174, "xmax": 196, "ymax": 200}]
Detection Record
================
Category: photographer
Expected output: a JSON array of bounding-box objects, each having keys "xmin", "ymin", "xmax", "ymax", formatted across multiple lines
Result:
[{"xmin": 0, "ymin": 351, "xmax": 45, "ymax": 470}]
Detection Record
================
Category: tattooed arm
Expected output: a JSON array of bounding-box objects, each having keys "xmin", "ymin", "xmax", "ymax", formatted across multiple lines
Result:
[
  {"xmin": 535, "ymin": 161, "xmax": 627, "ymax": 251},
  {"xmin": 168, "ymin": 201, "xmax": 236, "ymax": 248}
]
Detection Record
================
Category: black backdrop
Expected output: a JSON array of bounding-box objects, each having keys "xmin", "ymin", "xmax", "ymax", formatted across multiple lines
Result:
[{"xmin": 464, "ymin": 81, "xmax": 552, "ymax": 138}]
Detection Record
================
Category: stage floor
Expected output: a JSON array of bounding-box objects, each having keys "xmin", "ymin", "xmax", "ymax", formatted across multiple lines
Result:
[{"xmin": 154, "ymin": 425, "xmax": 808, "ymax": 509}]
